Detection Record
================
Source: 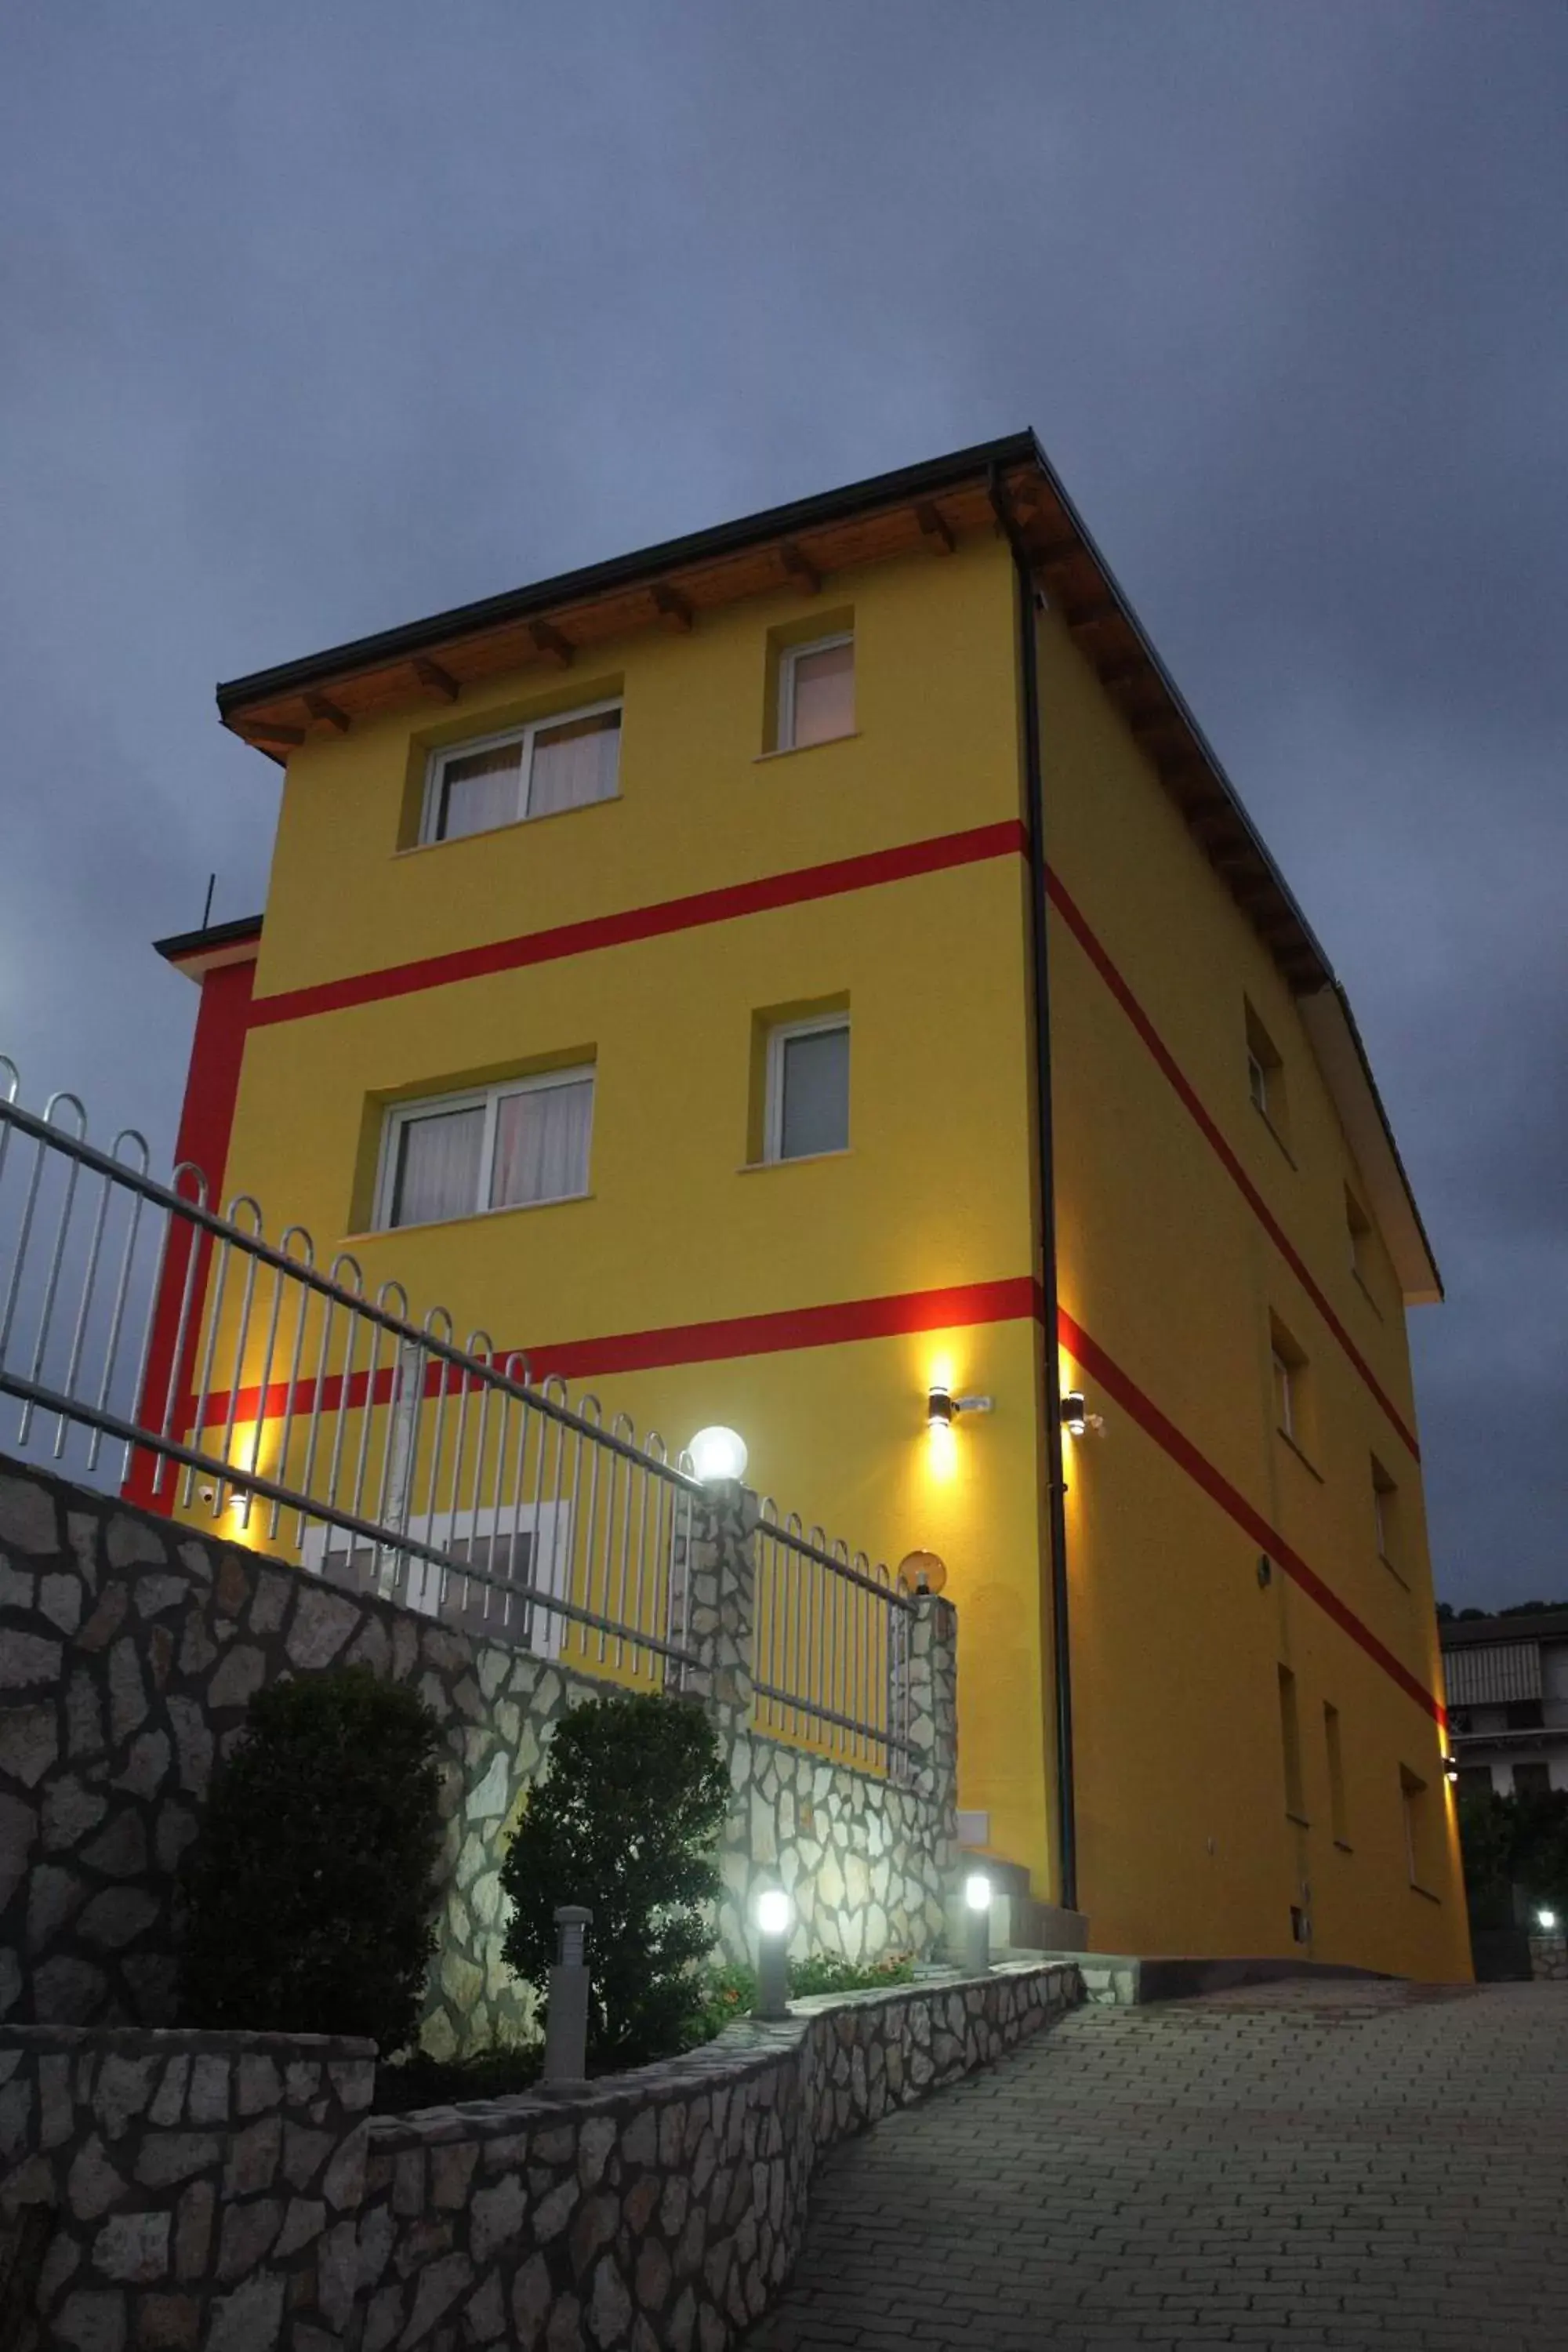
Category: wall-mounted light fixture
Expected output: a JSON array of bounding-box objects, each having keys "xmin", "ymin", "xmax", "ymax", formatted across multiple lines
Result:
[
  {"xmin": 927, "ymin": 1384, "xmax": 993, "ymax": 1428},
  {"xmin": 1060, "ymin": 1392, "xmax": 1088, "ymax": 1438},
  {"xmin": 1442, "ymin": 1754, "xmax": 1460, "ymax": 1786},
  {"xmin": 688, "ymin": 1426, "xmax": 749, "ymax": 1483},
  {"xmin": 1537, "ymin": 1907, "xmax": 1559, "ymax": 1933}
]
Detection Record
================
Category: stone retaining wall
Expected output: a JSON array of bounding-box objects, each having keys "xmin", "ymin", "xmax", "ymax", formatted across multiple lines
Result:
[
  {"xmin": 357, "ymin": 1960, "xmax": 1081, "ymax": 2352},
  {"xmin": 3, "ymin": 1966, "xmax": 1080, "ymax": 2352},
  {"xmin": 0, "ymin": 2024, "xmax": 375, "ymax": 2352},
  {"xmin": 1, "ymin": 1459, "xmax": 956, "ymax": 2058},
  {"xmin": 1529, "ymin": 1933, "xmax": 1567, "ymax": 1982}
]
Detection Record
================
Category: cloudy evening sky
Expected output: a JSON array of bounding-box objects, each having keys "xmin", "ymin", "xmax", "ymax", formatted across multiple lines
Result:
[{"xmin": 2, "ymin": 3, "xmax": 1564, "ymax": 1607}]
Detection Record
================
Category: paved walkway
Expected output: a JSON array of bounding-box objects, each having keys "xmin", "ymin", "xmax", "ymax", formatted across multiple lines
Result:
[{"xmin": 745, "ymin": 1979, "xmax": 1568, "ymax": 2350}]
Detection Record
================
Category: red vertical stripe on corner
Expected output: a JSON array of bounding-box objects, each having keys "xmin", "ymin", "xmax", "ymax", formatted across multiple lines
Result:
[
  {"xmin": 1056, "ymin": 1305, "xmax": 1445, "ymax": 1727},
  {"xmin": 125, "ymin": 959, "xmax": 256, "ymax": 1512}
]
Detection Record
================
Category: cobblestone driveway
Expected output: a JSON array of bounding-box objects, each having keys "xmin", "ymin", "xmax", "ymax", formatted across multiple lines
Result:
[{"xmin": 744, "ymin": 1979, "xmax": 1568, "ymax": 2350}]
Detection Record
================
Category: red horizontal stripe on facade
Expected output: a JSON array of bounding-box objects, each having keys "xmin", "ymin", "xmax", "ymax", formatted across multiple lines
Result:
[
  {"xmin": 247, "ymin": 821, "xmax": 1029, "ymax": 1029},
  {"xmin": 183, "ymin": 1276, "xmax": 1043, "ymax": 1433},
  {"xmin": 1044, "ymin": 868, "xmax": 1421, "ymax": 1464},
  {"xmin": 527, "ymin": 1276, "xmax": 1041, "ymax": 1381},
  {"xmin": 1056, "ymin": 1307, "xmax": 1444, "ymax": 1728}
]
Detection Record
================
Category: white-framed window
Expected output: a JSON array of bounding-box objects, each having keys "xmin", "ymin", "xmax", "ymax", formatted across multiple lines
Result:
[
  {"xmin": 778, "ymin": 633, "xmax": 855, "ymax": 751},
  {"xmin": 420, "ymin": 699, "xmax": 622, "ymax": 844},
  {"xmin": 764, "ymin": 1015, "xmax": 849, "ymax": 1161},
  {"xmin": 303, "ymin": 1502, "xmax": 571, "ymax": 1655},
  {"xmin": 1371, "ymin": 1457, "xmax": 1398, "ymax": 1564},
  {"xmin": 376, "ymin": 1069, "xmax": 593, "ymax": 1230},
  {"xmin": 1247, "ymin": 1048, "xmax": 1270, "ymax": 1118}
]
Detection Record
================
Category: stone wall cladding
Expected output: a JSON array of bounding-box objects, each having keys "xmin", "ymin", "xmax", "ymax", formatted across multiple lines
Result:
[
  {"xmin": 356, "ymin": 1960, "xmax": 1081, "ymax": 2352},
  {"xmin": 1529, "ymin": 1933, "xmax": 1567, "ymax": 1982},
  {"xmin": 0, "ymin": 2023, "xmax": 374, "ymax": 2352},
  {"xmin": 1, "ymin": 1459, "xmax": 956, "ymax": 2058}
]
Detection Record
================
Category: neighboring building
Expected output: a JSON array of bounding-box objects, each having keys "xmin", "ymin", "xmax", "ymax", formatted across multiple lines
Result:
[
  {"xmin": 146, "ymin": 430, "xmax": 1468, "ymax": 1977},
  {"xmin": 1440, "ymin": 1608, "xmax": 1568, "ymax": 1798}
]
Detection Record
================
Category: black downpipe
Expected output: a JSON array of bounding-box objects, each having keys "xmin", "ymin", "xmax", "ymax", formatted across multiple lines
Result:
[{"xmin": 993, "ymin": 470, "xmax": 1077, "ymax": 1915}]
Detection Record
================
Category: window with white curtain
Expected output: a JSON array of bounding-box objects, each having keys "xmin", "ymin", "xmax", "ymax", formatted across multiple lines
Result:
[
  {"xmin": 377, "ymin": 1069, "xmax": 594, "ymax": 1228},
  {"xmin": 421, "ymin": 700, "xmax": 622, "ymax": 844},
  {"xmin": 764, "ymin": 1016, "xmax": 849, "ymax": 1160},
  {"xmin": 777, "ymin": 634, "xmax": 855, "ymax": 750}
]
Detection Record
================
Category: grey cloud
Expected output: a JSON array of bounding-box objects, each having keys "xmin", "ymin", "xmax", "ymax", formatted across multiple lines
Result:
[{"xmin": 2, "ymin": 0, "xmax": 1564, "ymax": 1602}]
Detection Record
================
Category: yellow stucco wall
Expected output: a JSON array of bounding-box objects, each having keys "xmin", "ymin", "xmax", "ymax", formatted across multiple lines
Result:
[
  {"xmin": 192, "ymin": 522, "xmax": 1465, "ymax": 1978},
  {"xmin": 1038, "ymin": 601, "xmax": 1468, "ymax": 1977}
]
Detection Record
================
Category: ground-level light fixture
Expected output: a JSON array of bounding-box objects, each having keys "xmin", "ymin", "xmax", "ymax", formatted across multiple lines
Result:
[
  {"xmin": 1537, "ymin": 1908, "xmax": 1559, "ymax": 1933},
  {"xmin": 927, "ymin": 1384, "xmax": 993, "ymax": 1428},
  {"xmin": 688, "ymin": 1425, "xmax": 749, "ymax": 1483},
  {"xmin": 754, "ymin": 1886, "xmax": 793, "ymax": 2019},
  {"xmin": 964, "ymin": 1870, "xmax": 993, "ymax": 1976},
  {"xmin": 897, "ymin": 1549, "xmax": 948, "ymax": 1597},
  {"xmin": 1061, "ymin": 1392, "xmax": 1088, "ymax": 1438}
]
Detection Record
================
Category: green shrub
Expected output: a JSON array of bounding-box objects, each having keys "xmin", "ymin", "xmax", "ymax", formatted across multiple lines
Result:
[
  {"xmin": 181, "ymin": 1668, "xmax": 443, "ymax": 2053},
  {"xmin": 692, "ymin": 1950, "xmax": 915, "ymax": 2041},
  {"xmin": 500, "ymin": 1691, "xmax": 729, "ymax": 2066},
  {"xmin": 374, "ymin": 2036, "xmax": 541, "ymax": 2115}
]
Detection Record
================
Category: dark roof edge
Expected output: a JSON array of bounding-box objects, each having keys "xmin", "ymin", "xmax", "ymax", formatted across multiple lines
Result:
[
  {"xmin": 1327, "ymin": 980, "xmax": 1443, "ymax": 1298},
  {"xmin": 154, "ymin": 913, "xmax": 263, "ymax": 964},
  {"xmin": 216, "ymin": 430, "xmax": 1043, "ymax": 716},
  {"xmin": 1440, "ymin": 1607, "xmax": 1568, "ymax": 1645},
  {"xmin": 1016, "ymin": 437, "xmax": 1335, "ymax": 982},
  {"xmin": 209, "ymin": 424, "xmax": 1435, "ymax": 1291}
]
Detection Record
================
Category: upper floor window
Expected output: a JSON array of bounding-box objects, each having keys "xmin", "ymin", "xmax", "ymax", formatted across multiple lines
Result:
[
  {"xmin": 1269, "ymin": 1312, "xmax": 1312, "ymax": 1460},
  {"xmin": 1244, "ymin": 1000, "xmax": 1289, "ymax": 1149},
  {"xmin": 1345, "ymin": 1186, "xmax": 1377, "ymax": 1295},
  {"xmin": 377, "ymin": 1069, "xmax": 593, "ymax": 1229},
  {"xmin": 778, "ymin": 633, "xmax": 855, "ymax": 751},
  {"xmin": 421, "ymin": 700, "xmax": 622, "ymax": 844},
  {"xmin": 1371, "ymin": 1455, "xmax": 1401, "ymax": 1573},
  {"xmin": 765, "ymin": 1015, "xmax": 850, "ymax": 1160}
]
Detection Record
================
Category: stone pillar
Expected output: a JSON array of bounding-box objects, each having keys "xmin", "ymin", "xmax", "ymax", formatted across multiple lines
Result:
[
  {"xmin": 1529, "ymin": 1933, "xmax": 1568, "ymax": 1981},
  {"xmin": 902, "ymin": 1593, "xmax": 958, "ymax": 1813},
  {"xmin": 668, "ymin": 1480, "xmax": 757, "ymax": 1740}
]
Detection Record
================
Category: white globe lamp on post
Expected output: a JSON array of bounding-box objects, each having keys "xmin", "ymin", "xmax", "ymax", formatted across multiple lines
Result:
[{"xmin": 688, "ymin": 1426, "xmax": 749, "ymax": 1484}]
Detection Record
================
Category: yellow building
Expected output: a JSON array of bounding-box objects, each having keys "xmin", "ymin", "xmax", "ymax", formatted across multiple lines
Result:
[{"xmin": 152, "ymin": 431, "xmax": 1468, "ymax": 1977}]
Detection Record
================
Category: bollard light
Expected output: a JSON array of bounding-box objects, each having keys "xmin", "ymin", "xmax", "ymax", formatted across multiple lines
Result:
[
  {"xmin": 964, "ymin": 1871, "xmax": 992, "ymax": 1977},
  {"xmin": 542, "ymin": 1904, "xmax": 593, "ymax": 2085},
  {"xmin": 754, "ymin": 1887, "xmax": 793, "ymax": 2020},
  {"xmin": 688, "ymin": 1425, "xmax": 749, "ymax": 1483}
]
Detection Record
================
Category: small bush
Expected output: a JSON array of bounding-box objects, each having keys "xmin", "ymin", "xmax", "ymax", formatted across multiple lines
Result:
[
  {"xmin": 500, "ymin": 1690, "xmax": 729, "ymax": 2067},
  {"xmin": 181, "ymin": 1668, "xmax": 443, "ymax": 2053}
]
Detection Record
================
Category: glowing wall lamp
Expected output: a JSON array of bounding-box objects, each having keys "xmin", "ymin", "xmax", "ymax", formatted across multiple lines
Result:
[
  {"xmin": 1060, "ymin": 1392, "xmax": 1088, "ymax": 1438},
  {"xmin": 964, "ymin": 1871, "xmax": 993, "ymax": 1976},
  {"xmin": 927, "ymin": 1385, "xmax": 993, "ymax": 1428},
  {"xmin": 1537, "ymin": 1907, "xmax": 1559, "ymax": 1933},
  {"xmin": 754, "ymin": 1886, "xmax": 793, "ymax": 2018},
  {"xmin": 688, "ymin": 1425, "xmax": 749, "ymax": 1483},
  {"xmin": 1442, "ymin": 1754, "xmax": 1460, "ymax": 1786}
]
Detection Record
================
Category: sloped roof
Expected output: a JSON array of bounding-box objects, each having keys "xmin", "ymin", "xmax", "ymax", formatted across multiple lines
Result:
[{"xmin": 212, "ymin": 429, "xmax": 1440, "ymax": 1302}]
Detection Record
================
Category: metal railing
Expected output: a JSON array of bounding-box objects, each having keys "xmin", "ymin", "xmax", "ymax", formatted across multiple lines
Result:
[
  {"xmin": 0, "ymin": 1061, "xmax": 701, "ymax": 1682},
  {"xmin": 752, "ymin": 1501, "xmax": 915, "ymax": 1777},
  {"xmin": 0, "ymin": 1058, "xmax": 921, "ymax": 1772}
]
